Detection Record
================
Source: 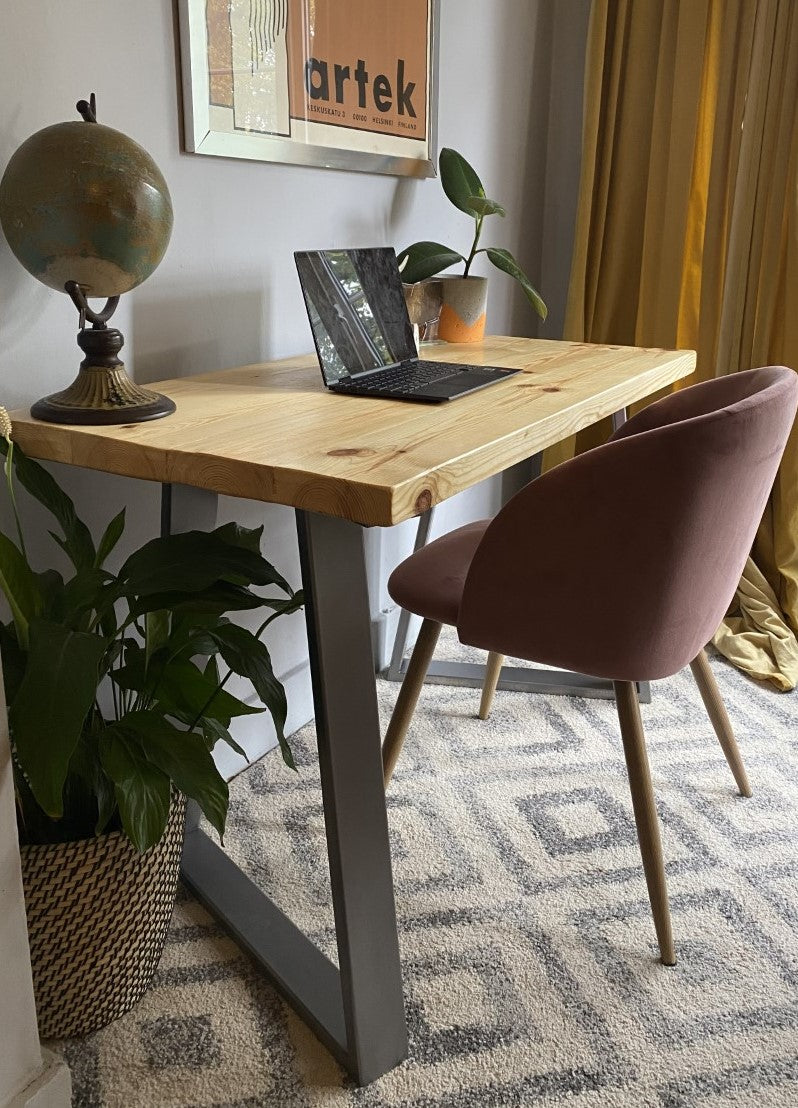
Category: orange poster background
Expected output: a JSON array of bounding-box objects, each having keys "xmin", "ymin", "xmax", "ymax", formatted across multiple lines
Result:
[
  {"xmin": 286, "ymin": 0, "xmax": 429, "ymax": 139},
  {"xmin": 207, "ymin": 0, "xmax": 234, "ymax": 107}
]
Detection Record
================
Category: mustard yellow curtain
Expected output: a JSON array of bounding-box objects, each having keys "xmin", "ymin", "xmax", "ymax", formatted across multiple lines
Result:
[{"xmin": 561, "ymin": 0, "xmax": 798, "ymax": 689}]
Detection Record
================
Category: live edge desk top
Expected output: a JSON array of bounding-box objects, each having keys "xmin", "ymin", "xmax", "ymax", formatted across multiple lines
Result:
[{"xmin": 11, "ymin": 336, "xmax": 696, "ymax": 528}]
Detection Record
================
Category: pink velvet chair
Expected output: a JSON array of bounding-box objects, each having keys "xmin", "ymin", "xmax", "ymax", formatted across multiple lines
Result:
[{"xmin": 383, "ymin": 366, "xmax": 798, "ymax": 965}]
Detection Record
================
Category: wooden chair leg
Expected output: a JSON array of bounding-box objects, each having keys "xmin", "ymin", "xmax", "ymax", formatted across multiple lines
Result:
[
  {"xmin": 689, "ymin": 649, "xmax": 752, "ymax": 797},
  {"xmin": 382, "ymin": 618, "xmax": 442, "ymax": 786},
  {"xmin": 614, "ymin": 681, "xmax": 676, "ymax": 966},
  {"xmin": 478, "ymin": 652, "xmax": 505, "ymax": 720}
]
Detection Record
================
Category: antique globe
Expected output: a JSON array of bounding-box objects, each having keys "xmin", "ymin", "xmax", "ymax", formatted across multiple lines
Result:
[{"xmin": 0, "ymin": 95, "xmax": 175, "ymax": 423}]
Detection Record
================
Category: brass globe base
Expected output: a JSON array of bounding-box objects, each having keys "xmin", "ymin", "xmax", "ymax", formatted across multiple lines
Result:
[
  {"xmin": 31, "ymin": 325, "xmax": 176, "ymax": 425},
  {"xmin": 31, "ymin": 377, "xmax": 176, "ymax": 425}
]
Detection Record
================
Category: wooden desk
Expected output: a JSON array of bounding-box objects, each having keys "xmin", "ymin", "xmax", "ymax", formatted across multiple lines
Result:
[
  {"xmin": 11, "ymin": 336, "xmax": 695, "ymax": 1085},
  {"xmin": 13, "ymin": 337, "xmax": 695, "ymax": 527}
]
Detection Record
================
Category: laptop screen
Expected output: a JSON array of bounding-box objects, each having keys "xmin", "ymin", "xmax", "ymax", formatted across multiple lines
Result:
[{"xmin": 295, "ymin": 248, "xmax": 416, "ymax": 384}]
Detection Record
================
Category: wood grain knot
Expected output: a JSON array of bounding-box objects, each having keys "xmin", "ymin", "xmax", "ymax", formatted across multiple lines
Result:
[
  {"xmin": 327, "ymin": 447, "xmax": 376, "ymax": 457},
  {"xmin": 414, "ymin": 489, "xmax": 433, "ymax": 513},
  {"xmin": 542, "ymin": 386, "xmax": 561, "ymax": 393}
]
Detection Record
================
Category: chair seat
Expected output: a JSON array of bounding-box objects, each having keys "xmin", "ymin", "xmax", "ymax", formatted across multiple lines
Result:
[{"xmin": 388, "ymin": 519, "xmax": 490, "ymax": 625}]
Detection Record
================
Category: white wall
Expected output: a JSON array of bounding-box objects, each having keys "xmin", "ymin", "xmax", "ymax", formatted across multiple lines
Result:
[{"xmin": 0, "ymin": 0, "xmax": 587, "ymax": 770}]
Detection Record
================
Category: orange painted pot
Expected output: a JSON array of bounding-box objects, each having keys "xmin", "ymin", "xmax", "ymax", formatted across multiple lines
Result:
[{"xmin": 437, "ymin": 275, "xmax": 488, "ymax": 343}]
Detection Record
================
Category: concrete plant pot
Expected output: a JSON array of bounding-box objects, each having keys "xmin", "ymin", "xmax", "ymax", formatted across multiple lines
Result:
[{"xmin": 437, "ymin": 275, "xmax": 488, "ymax": 343}]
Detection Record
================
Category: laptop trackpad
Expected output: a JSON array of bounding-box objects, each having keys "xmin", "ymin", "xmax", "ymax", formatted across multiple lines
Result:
[{"xmin": 424, "ymin": 369, "xmax": 513, "ymax": 398}]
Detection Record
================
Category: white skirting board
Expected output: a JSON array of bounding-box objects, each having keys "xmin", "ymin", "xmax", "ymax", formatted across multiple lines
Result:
[{"xmin": 5, "ymin": 1051, "xmax": 71, "ymax": 1108}]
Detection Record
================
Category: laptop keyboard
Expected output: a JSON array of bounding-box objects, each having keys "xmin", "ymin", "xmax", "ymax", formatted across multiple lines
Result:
[{"xmin": 334, "ymin": 360, "xmax": 462, "ymax": 394}]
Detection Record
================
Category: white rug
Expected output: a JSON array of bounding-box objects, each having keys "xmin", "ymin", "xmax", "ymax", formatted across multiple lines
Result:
[{"xmin": 59, "ymin": 638, "xmax": 798, "ymax": 1106}]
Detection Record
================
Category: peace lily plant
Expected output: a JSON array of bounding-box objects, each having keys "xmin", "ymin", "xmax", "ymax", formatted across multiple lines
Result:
[
  {"xmin": 398, "ymin": 146, "xmax": 548, "ymax": 320},
  {"xmin": 0, "ymin": 412, "xmax": 301, "ymax": 853}
]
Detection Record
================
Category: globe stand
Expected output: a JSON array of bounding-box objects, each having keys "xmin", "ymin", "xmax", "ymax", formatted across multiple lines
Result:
[{"xmin": 30, "ymin": 283, "xmax": 175, "ymax": 425}]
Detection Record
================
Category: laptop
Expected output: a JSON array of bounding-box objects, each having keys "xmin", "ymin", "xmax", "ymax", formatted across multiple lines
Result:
[{"xmin": 294, "ymin": 247, "xmax": 519, "ymax": 402}]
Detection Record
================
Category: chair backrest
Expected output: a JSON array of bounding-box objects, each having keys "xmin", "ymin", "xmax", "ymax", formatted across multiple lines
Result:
[{"xmin": 458, "ymin": 366, "xmax": 798, "ymax": 681}]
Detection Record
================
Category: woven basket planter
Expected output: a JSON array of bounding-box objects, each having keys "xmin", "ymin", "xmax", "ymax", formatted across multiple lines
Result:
[{"xmin": 20, "ymin": 793, "xmax": 186, "ymax": 1039}]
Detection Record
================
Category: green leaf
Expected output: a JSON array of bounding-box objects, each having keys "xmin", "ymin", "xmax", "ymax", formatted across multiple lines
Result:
[
  {"xmin": 119, "ymin": 530, "xmax": 292, "ymax": 597},
  {"xmin": 119, "ymin": 712, "xmax": 228, "ymax": 843},
  {"xmin": 145, "ymin": 610, "xmax": 170, "ymax": 671},
  {"xmin": 129, "ymin": 582, "xmax": 266, "ymax": 620},
  {"xmin": 397, "ymin": 241, "xmax": 464, "ymax": 284},
  {"xmin": 204, "ymin": 655, "xmax": 220, "ymax": 684},
  {"xmin": 13, "ymin": 762, "xmax": 65, "ymax": 846},
  {"xmin": 0, "ymin": 438, "xmax": 95, "ymax": 570},
  {"xmin": 69, "ymin": 731, "xmax": 117, "ymax": 835},
  {"xmin": 199, "ymin": 716, "xmax": 249, "ymax": 762},
  {"xmin": 467, "ymin": 195, "xmax": 506, "ymax": 218},
  {"xmin": 209, "ymin": 623, "xmax": 294, "ymax": 770},
  {"xmin": 168, "ymin": 624, "xmax": 220, "ymax": 659},
  {"xmin": 95, "ymin": 508, "xmax": 126, "ymax": 568},
  {"xmin": 109, "ymin": 641, "xmax": 147, "ymax": 689},
  {"xmin": 213, "ymin": 522, "xmax": 264, "ymax": 555},
  {"xmin": 208, "ymin": 522, "xmax": 293, "ymax": 594},
  {"xmin": 208, "ymin": 522, "xmax": 295, "ymax": 594},
  {"xmin": 99, "ymin": 636, "xmax": 129, "ymax": 680},
  {"xmin": 439, "ymin": 147, "xmax": 485, "ymax": 214},
  {"xmin": 0, "ymin": 530, "xmax": 41, "ymax": 647},
  {"xmin": 485, "ymin": 248, "xmax": 548, "ymax": 320},
  {"xmin": 94, "ymin": 774, "xmax": 117, "ymax": 835},
  {"xmin": 261, "ymin": 590, "xmax": 305, "ymax": 622},
  {"xmin": 11, "ymin": 619, "xmax": 105, "ymax": 817},
  {"xmin": 35, "ymin": 569, "xmax": 66, "ymax": 621},
  {"xmin": 100, "ymin": 727, "xmax": 171, "ymax": 851},
  {"xmin": 0, "ymin": 622, "xmax": 25, "ymax": 705},
  {"xmin": 61, "ymin": 568, "xmax": 110, "ymax": 630},
  {"xmin": 113, "ymin": 653, "xmax": 263, "ymax": 727},
  {"xmin": 90, "ymin": 579, "xmax": 120, "ymax": 640}
]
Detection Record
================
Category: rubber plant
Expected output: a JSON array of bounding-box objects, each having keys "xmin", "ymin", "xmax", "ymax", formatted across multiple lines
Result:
[
  {"xmin": 398, "ymin": 146, "xmax": 547, "ymax": 320},
  {"xmin": 0, "ymin": 412, "xmax": 302, "ymax": 852}
]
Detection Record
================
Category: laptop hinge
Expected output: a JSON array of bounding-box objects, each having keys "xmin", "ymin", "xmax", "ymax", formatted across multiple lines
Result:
[{"xmin": 351, "ymin": 360, "xmax": 403, "ymax": 380}]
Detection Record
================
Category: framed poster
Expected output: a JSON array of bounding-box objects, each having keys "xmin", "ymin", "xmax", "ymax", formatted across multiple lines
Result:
[{"xmin": 178, "ymin": 0, "xmax": 439, "ymax": 177}]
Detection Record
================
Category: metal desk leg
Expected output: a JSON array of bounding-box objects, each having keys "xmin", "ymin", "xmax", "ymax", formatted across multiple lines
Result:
[
  {"xmin": 386, "ymin": 506, "xmax": 435, "ymax": 681},
  {"xmin": 295, "ymin": 509, "xmax": 407, "ymax": 1082},
  {"xmin": 174, "ymin": 488, "xmax": 406, "ymax": 1085}
]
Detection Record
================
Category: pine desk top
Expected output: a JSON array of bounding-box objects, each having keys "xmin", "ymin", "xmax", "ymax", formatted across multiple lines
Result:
[{"xmin": 11, "ymin": 336, "xmax": 696, "ymax": 528}]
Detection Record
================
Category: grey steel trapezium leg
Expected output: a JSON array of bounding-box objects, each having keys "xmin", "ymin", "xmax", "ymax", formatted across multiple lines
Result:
[
  {"xmin": 295, "ymin": 510, "xmax": 407, "ymax": 1081},
  {"xmin": 386, "ymin": 505, "xmax": 435, "ymax": 680},
  {"xmin": 173, "ymin": 488, "xmax": 407, "ymax": 1085}
]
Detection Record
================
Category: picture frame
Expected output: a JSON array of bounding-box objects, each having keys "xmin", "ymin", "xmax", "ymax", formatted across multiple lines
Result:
[{"xmin": 177, "ymin": 0, "xmax": 440, "ymax": 178}]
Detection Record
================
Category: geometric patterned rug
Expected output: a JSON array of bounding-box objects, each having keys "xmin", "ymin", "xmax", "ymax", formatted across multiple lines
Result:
[{"xmin": 56, "ymin": 634, "xmax": 798, "ymax": 1107}]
